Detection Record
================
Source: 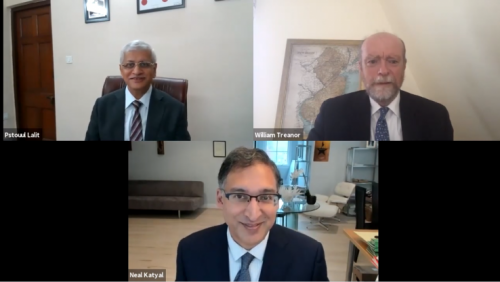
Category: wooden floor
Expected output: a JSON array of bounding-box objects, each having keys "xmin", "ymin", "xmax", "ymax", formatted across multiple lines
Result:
[{"xmin": 129, "ymin": 208, "xmax": 370, "ymax": 281}]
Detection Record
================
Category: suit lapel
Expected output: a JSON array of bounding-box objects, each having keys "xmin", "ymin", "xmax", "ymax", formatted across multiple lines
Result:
[
  {"xmin": 399, "ymin": 91, "xmax": 420, "ymax": 140},
  {"xmin": 352, "ymin": 92, "xmax": 371, "ymax": 140},
  {"xmin": 259, "ymin": 225, "xmax": 292, "ymax": 281},
  {"xmin": 208, "ymin": 224, "xmax": 231, "ymax": 281},
  {"xmin": 111, "ymin": 90, "xmax": 125, "ymax": 140},
  {"xmin": 145, "ymin": 88, "xmax": 165, "ymax": 141}
]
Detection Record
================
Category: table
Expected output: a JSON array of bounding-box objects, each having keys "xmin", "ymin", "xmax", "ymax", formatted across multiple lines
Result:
[
  {"xmin": 343, "ymin": 228, "xmax": 378, "ymax": 281},
  {"xmin": 275, "ymin": 198, "xmax": 319, "ymax": 230}
]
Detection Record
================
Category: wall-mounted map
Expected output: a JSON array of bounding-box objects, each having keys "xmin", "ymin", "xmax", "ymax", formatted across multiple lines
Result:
[{"xmin": 275, "ymin": 39, "xmax": 364, "ymax": 139}]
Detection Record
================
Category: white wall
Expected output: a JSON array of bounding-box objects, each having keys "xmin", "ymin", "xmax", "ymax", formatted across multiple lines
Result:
[
  {"xmin": 4, "ymin": 0, "xmax": 253, "ymax": 140},
  {"xmin": 253, "ymin": 0, "xmax": 421, "ymax": 128},
  {"xmin": 308, "ymin": 141, "xmax": 376, "ymax": 196},
  {"xmin": 128, "ymin": 141, "xmax": 254, "ymax": 208},
  {"xmin": 379, "ymin": 0, "xmax": 500, "ymax": 140}
]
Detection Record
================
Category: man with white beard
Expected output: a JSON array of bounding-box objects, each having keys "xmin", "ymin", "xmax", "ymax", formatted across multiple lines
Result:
[{"xmin": 308, "ymin": 32, "xmax": 453, "ymax": 141}]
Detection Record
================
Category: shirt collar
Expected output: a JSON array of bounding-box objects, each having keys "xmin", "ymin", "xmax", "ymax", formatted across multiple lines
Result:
[
  {"xmin": 125, "ymin": 85, "xmax": 153, "ymax": 109},
  {"xmin": 369, "ymin": 90, "xmax": 401, "ymax": 117},
  {"xmin": 227, "ymin": 226, "xmax": 269, "ymax": 262}
]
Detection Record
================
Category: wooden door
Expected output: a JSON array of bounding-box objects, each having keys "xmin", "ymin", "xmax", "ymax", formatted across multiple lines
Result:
[{"xmin": 14, "ymin": 5, "xmax": 56, "ymax": 140}]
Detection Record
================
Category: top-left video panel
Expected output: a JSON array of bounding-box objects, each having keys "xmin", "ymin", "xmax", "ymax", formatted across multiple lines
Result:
[{"xmin": 3, "ymin": 0, "xmax": 253, "ymax": 141}]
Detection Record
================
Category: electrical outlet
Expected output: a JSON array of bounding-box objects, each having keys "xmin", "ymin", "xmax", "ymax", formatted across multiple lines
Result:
[
  {"xmin": 3, "ymin": 113, "xmax": 7, "ymax": 120},
  {"xmin": 66, "ymin": 56, "xmax": 73, "ymax": 64}
]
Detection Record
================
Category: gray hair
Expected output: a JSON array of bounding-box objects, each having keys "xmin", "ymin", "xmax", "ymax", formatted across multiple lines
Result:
[
  {"xmin": 120, "ymin": 40, "xmax": 157, "ymax": 64},
  {"xmin": 218, "ymin": 147, "xmax": 281, "ymax": 191},
  {"xmin": 360, "ymin": 32, "xmax": 407, "ymax": 63}
]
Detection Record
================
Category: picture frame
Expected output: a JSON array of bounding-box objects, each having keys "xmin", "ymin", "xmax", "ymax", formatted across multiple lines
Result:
[
  {"xmin": 157, "ymin": 141, "xmax": 164, "ymax": 155},
  {"xmin": 275, "ymin": 39, "xmax": 363, "ymax": 139},
  {"xmin": 83, "ymin": 0, "xmax": 110, "ymax": 24},
  {"xmin": 137, "ymin": 0, "xmax": 185, "ymax": 14},
  {"xmin": 213, "ymin": 141, "xmax": 226, "ymax": 158}
]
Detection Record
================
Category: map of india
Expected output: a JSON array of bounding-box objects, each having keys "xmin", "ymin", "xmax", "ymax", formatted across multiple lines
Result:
[{"xmin": 280, "ymin": 43, "xmax": 361, "ymax": 138}]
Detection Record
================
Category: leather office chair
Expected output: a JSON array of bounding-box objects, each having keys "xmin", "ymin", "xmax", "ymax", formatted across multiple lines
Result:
[{"xmin": 101, "ymin": 76, "xmax": 188, "ymax": 115}]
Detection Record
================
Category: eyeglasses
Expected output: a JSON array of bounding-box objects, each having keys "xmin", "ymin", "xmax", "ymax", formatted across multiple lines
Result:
[
  {"xmin": 221, "ymin": 189, "xmax": 281, "ymax": 206},
  {"xmin": 120, "ymin": 62, "xmax": 155, "ymax": 69}
]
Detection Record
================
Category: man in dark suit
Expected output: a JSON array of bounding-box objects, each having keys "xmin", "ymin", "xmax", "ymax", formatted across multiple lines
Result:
[
  {"xmin": 85, "ymin": 40, "xmax": 190, "ymax": 141},
  {"xmin": 176, "ymin": 147, "xmax": 328, "ymax": 281},
  {"xmin": 308, "ymin": 32, "xmax": 453, "ymax": 141}
]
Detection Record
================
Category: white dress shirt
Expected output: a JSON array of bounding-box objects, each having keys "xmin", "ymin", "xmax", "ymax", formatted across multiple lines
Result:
[
  {"xmin": 124, "ymin": 85, "xmax": 152, "ymax": 141},
  {"xmin": 227, "ymin": 227, "xmax": 269, "ymax": 282},
  {"xmin": 370, "ymin": 91, "xmax": 403, "ymax": 141}
]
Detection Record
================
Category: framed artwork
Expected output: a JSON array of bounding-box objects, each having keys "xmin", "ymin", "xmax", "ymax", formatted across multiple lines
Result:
[
  {"xmin": 84, "ymin": 0, "xmax": 110, "ymax": 23},
  {"xmin": 157, "ymin": 141, "xmax": 164, "ymax": 155},
  {"xmin": 137, "ymin": 0, "xmax": 185, "ymax": 14},
  {"xmin": 213, "ymin": 141, "xmax": 226, "ymax": 158},
  {"xmin": 275, "ymin": 39, "xmax": 364, "ymax": 139},
  {"xmin": 313, "ymin": 141, "xmax": 330, "ymax": 162}
]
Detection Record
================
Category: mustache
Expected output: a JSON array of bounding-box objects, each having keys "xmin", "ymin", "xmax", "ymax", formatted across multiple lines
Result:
[{"xmin": 372, "ymin": 76, "xmax": 395, "ymax": 84}]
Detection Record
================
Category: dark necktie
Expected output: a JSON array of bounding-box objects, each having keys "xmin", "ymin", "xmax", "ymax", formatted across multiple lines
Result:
[
  {"xmin": 375, "ymin": 107, "xmax": 390, "ymax": 141},
  {"xmin": 130, "ymin": 100, "xmax": 143, "ymax": 141},
  {"xmin": 234, "ymin": 252, "xmax": 254, "ymax": 281}
]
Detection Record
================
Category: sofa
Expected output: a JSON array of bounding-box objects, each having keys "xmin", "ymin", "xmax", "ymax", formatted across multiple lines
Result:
[{"xmin": 128, "ymin": 180, "xmax": 204, "ymax": 218}]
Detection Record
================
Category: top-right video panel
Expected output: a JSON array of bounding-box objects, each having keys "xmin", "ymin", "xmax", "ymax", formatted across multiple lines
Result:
[{"xmin": 253, "ymin": 0, "xmax": 500, "ymax": 141}]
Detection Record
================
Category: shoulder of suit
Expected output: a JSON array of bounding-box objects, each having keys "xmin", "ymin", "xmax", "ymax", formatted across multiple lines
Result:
[
  {"xmin": 180, "ymin": 223, "xmax": 225, "ymax": 245},
  {"xmin": 97, "ymin": 88, "xmax": 124, "ymax": 101},
  {"xmin": 273, "ymin": 224, "xmax": 321, "ymax": 246},
  {"xmin": 321, "ymin": 90, "xmax": 367, "ymax": 107},
  {"xmin": 400, "ymin": 90, "xmax": 448, "ymax": 111},
  {"xmin": 154, "ymin": 88, "xmax": 184, "ymax": 107}
]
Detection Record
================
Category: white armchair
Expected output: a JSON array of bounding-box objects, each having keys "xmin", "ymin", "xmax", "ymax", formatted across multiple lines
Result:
[
  {"xmin": 328, "ymin": 182, "xmax": 356, "ymax": 205},
  {"xmin": 303, "ymin": 194, "xmax": 339, "ymax": 230},
  {"xmin": 302, "ymin": 182, "xmax": 356, "ymax": 230}
]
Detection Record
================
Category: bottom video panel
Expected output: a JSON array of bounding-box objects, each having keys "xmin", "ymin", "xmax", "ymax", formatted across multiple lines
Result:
[{"xmin": 128, "ymin": 141, "xmax": 379, "ymax": 281}]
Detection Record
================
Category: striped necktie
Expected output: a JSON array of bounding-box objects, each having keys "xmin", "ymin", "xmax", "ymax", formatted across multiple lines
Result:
[
  {"xmin": 234, "ymin": 252, "xmax": 254, "ymax": 281},
  {"xmin": 375, "ymin": 107, "xmax": 390, "ymax": 141},
  {"xmin": 130, "ymin": 100, "xmax": 143, "ymax": 141}
]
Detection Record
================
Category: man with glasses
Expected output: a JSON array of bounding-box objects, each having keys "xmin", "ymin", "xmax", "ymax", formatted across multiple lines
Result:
[
  {"xmin": 85, "ymin": 40, "xmax": 190, "ymax": 141},
  {"xmin": 175, "ymin": 147, "xmax": 328, "ymax": 281}
]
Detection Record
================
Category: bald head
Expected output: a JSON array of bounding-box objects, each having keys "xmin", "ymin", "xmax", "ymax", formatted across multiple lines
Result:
[{"xmin": 361, "ymin": 32, "xmax": 406, "ymax": 63}]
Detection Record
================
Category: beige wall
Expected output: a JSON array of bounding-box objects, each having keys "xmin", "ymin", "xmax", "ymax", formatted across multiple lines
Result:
[
  {"xmin": 253, "ymin": 0, "xmax": 421, "ymax": 129},
  {"xmin": 3, "ymin": 0, "xmax": 253, "ymax": 140},
  {"xmin": 379, "ymin": 0, "xmax": 500, "ymax": 140}
]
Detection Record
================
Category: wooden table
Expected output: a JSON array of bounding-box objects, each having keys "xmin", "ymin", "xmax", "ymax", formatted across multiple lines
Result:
[{"xmin": 343, "ymin": 228, "xmax": 378, "ymax": 281}]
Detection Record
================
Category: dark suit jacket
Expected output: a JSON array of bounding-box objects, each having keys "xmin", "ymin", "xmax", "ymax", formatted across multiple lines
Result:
[
  {"xmin": 308, "ymin": 90, "xmax": 453, "ymax": 140},
  {"xmin": 176, "ymin": 223, "xmax": 328, "ymax": 281},
  {"xmin": 84, "ymin": 87, "xmax": 190, "ymax": 141}
]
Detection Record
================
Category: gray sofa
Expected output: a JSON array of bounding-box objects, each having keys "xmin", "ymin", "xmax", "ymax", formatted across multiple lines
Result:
[{"xmin": 128, "ymin": 180, "xmax": 204, "ymax": 218}]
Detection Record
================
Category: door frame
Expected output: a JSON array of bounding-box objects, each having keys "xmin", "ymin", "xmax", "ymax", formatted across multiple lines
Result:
[{"xmin": 11, "ymin": 0, "xmax": 53, "ymax": 135}]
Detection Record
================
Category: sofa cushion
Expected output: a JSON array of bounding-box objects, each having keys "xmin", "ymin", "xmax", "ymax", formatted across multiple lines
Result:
[{"xmin": 128, "ymin": 196, "xmax": 203, "ymax": 211}]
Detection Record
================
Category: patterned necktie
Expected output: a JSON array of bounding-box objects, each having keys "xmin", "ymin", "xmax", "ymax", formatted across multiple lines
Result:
[
  {"xmin": 375, "ymin": 107, "xmax": 390, "ymax": 141},
  {"xmin": 130, "ymin": 100, "xmax": 143, "ymax": 141},
  {"xmin": 234, "ymin": 252, "xmax": 254, "ymax": 281}
]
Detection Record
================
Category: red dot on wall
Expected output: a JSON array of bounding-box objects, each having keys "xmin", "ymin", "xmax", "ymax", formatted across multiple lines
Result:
[
  {"xmin": 141, "ymin": 0, "xmax": 147, "ymax": 5},
  {"xmin": 162, "ymin": 0, "xmax": 168, "ymax": 2}
]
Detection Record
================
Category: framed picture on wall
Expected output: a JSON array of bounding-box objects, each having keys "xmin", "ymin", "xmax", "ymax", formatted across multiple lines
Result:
[
  {"xmin": 84, "ymin": 0, "xmax": 110, "ymax": 23},
  {"xmin": 213, "ymin": 141, "xmax": 226, "ymax": 158},
  {"xmin": 137, "ymin": 0, "xmax": 185, "ymax": 14}
]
